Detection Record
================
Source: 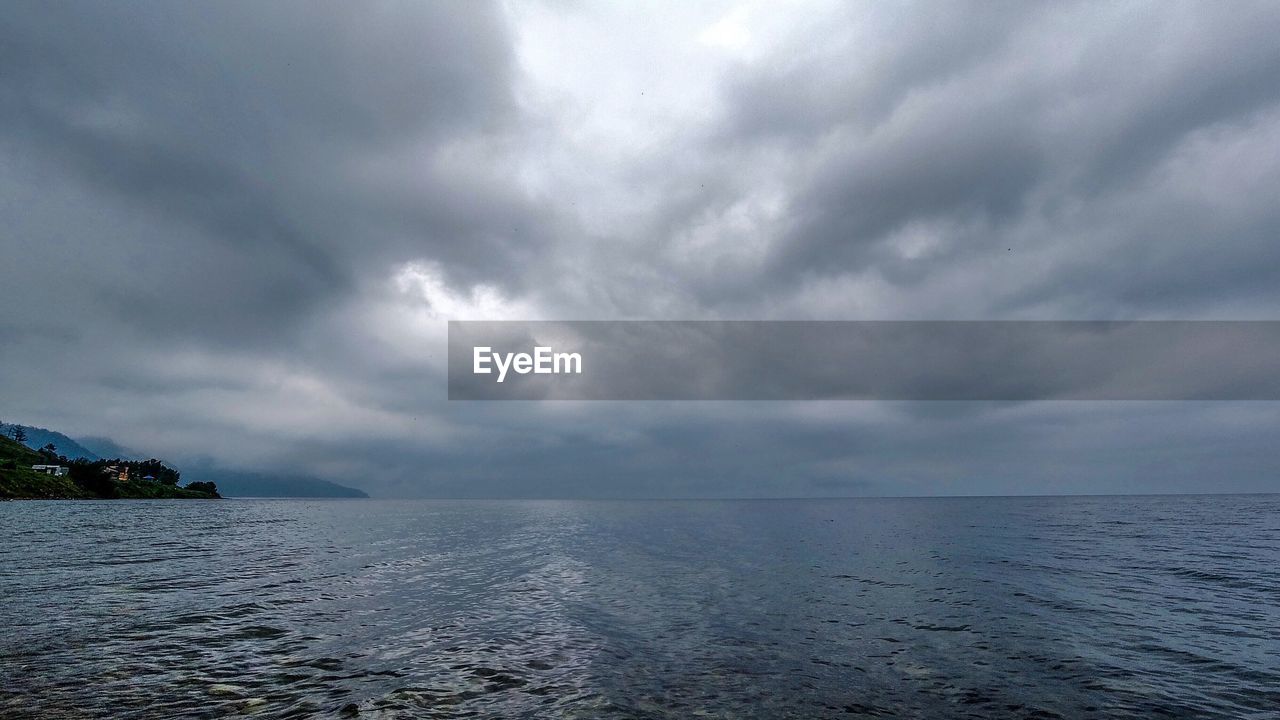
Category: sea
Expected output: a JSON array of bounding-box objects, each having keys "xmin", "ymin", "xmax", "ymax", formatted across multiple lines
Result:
[{"xmin": 1, "ymin": 495, "xmax": 1277, "ymax": 719}]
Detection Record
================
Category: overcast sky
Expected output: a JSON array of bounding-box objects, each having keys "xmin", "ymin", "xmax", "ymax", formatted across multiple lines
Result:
[{"xmin": 2, "ymin": 1, "xmax": 1279, "ymax": 497}]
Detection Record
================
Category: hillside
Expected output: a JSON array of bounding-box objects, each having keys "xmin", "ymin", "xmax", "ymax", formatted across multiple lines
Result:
[
  {"xmin": 0, "ymin": 435, "xmax": 219, "ymax": 500},
  {"xmin": 2, "ymin": 422, "xmax": 366, "ymax": 498},
  {"xmin": 0, "ymin": 424, "xmax": 102, "ymax": 460},
  {"xmin": 0, "ymin": 435, "xmax": 90, "ymax": 498}
]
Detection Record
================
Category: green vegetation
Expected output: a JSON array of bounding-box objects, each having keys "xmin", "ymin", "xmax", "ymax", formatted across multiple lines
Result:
[
  {"xmin": 0, "ymin": 435, "xmax": 219, "ymax": 500},
  {"xmin": 0, "ymin": 435, "xmax": 87, "ymax": 498}
]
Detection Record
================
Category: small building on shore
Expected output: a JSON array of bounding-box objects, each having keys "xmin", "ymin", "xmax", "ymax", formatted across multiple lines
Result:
[
  {"xmin": 101, "ymin": 465, "xmax": 129, "ymax": 482},
  {"xmin": 31, "ymin": 465, "xmax": 69, "ymax": 477}
]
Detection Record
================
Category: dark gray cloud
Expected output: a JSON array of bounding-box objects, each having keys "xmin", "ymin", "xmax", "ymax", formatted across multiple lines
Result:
[
  {"xmin": 1, "ymin": 1, "xmax": 1278, "ymax": 497},
  {"xmin": 672, "ymin": 1, "xmax": 1280, "ymax": 315},
  {"xmin": 1, "ymin": 0, "xmax": 543, "ymax": 345}
]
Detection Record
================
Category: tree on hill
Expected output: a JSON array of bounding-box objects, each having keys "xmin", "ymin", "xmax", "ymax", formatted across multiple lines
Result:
[
  {"xmin": 36, "ymin": 444, "xmax": 66, "ymax": 464},
  {"xmin": 131, "ymin": 458, "xmax": 180, "ymax": 485},
  {"xmin": 184, "ymin": 481, "xmax": 220, "ymax": 497},
  {"xmin": 11, "ymin": 426, "xmax": 26, "ymax": 444}
]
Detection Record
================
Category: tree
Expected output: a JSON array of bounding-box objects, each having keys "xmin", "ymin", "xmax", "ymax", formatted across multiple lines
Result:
[
  {"xmin": 37, "ymin": 444, "xmax": 60, "ymax": 463},
  {"xmin": 131, "ymin": 458, "xmax": 180, "ymax": 485},
  {"xmin": 12, "ymin": 426, "xmax": 26, "ymax": 444},
  {"xmin": 185, "ymin": 481, "xmax": 220, "ymax": 497},
  {"xmin": 68, "ymin": 460, "xmax": 118, "ymax": 498}
]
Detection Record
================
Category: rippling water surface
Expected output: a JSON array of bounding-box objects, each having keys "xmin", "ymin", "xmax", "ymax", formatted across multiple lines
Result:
[{"xmin": 2, "ymin": 496, "xmax": 1278, "ymax": 719}]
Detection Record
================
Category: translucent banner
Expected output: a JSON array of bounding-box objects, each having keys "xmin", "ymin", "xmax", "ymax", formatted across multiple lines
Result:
[{"xmin": 447, "ymin": 321, "xmax": 1280, "ymax": 400}]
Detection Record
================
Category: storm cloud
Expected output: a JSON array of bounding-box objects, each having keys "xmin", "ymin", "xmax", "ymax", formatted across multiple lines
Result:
[{"xmin": 2, "ymin": 1, "xmax": 1279, "ymax": 496}]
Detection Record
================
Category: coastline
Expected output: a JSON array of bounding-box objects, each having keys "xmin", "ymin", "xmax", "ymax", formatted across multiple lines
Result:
[{"xmin": 1, "ymin": 435, "xmax": 219, "ymax": 500}]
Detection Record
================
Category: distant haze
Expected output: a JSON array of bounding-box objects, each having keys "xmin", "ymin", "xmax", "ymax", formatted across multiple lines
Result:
[{"xmin": 2, "ymin": 1, "xmax": 1279, "ymax": 497}]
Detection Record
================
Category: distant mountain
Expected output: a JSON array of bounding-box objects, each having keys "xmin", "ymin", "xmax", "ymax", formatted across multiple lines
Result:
[
  {"xmin": 1, "ymin": 424, "xmax": 101, "ymax": 460},
  {"xmin": 75, "ymin": 436, "xmax": 140, "ymax": 461},
  {"xmin": 180, "ymin": 467, "xmax": 369, "ymax": 498}
]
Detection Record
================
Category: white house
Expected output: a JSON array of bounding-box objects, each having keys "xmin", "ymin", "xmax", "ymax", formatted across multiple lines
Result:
[{"xmin": 32, "ymin": 464, "xmax": 69, "ymax": 477}]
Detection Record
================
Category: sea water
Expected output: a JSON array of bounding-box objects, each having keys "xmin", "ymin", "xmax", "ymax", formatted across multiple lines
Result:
[{"xmin": 1, "ymin": 495, "xmax": 1277, "ymax": 718}]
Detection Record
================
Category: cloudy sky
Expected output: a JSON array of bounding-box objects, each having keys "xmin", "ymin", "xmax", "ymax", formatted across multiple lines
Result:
[{"xmin": 2, "ymin": 1, "xmax": 1279, "ymax": 497}]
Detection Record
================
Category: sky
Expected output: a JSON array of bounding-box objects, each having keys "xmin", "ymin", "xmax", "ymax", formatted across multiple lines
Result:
[{"xmin": 2, "ymin": 0, "xmax": 1279, "ymax": 497}]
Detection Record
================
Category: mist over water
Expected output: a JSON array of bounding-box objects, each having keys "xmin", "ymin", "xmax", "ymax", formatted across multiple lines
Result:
[{"xmin": 2, "ymin": 496, "xmax": 1277, "ymax": 719}]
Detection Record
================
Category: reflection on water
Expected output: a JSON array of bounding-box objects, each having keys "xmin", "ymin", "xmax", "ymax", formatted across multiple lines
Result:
[{"xmin": 2, "ymin": 496, "xmax": 1278, "ymax": 718}]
